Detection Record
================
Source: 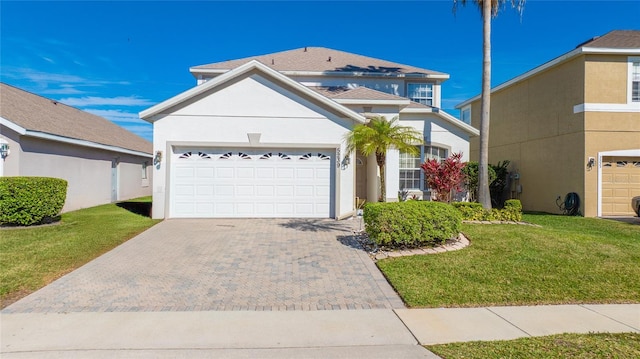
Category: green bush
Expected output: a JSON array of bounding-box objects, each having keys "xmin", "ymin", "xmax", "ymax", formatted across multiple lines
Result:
[
  {"xmin": 0, "ymin": 177, "xmax": 67, "ymax": 226},
  {"xmin": 452, "ymin": 199, "xmax": 523, "ymax": 222},
  {"xmin": 364, "ymin": 201, "xmax": 461, "ymax": 248},
  {"xmin": 502, "ymin": 199, "xmax": 523, "ymax": 222},
  {"xmin": 451, "ymin": 202, "xmax": 485, "ymax": 220}
]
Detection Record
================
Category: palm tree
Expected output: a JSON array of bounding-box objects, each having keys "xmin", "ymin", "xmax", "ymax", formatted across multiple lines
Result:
[
  {"xmin": 453, "ymin": 0, "xmax": 525, "ymax": 209},
  {"xmin": 345, "ymin": 116, "xmax": 422, "ymax": 202}
]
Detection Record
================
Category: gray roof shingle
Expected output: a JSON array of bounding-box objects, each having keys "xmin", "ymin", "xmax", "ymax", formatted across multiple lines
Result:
[
  {"xmin": 0, "ymin": 83, "xmax": 152, "ymax": 154},
  {"xmin": 581, "ymin": 30, "xmax": 640, "ymax": 49},
  {"xmin": 191, "ymin": 47, "xmax": 447, "ymax": 77}
]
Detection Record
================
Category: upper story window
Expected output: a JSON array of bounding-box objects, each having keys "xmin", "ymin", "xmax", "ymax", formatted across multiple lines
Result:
[
  {"xmin": 631, "ymin": 58, "xmax": 640, "ymax": 103},
  {"xmin": 407, "ymin": 83, "xmax": 433, "ymax": 106},
  {"xmin": 460, "ymin": 105, "xmax": 471, "ymax": 124}
]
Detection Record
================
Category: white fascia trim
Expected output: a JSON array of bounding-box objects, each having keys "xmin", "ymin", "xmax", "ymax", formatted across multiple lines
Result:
[
  {"xmin": 334, "ymin": 98, "xmax": 410, "ymax": 106},
  {"xmin": 190, "ymin": 67, "xmax": 450, "ymax": 80},
  {"xmin": 399, "ymin": 108, "xmax": 480, "ymax": 136},
  {"xmin": 456, "ymin": 46, "xmax": 640, "ymax": 109},
  {"xmin": 573, "ymin": 103, "xmax": 640, "ymax": 113},
  {"xmin": 0, "ymin": 116, "xmax": 27, "ymax": 135},
  {"xmin": 582, "ymin": 47, "xmax": 640, "ymax": 55},
  {"xmin": 145, "ymin": 60, "xmax": 366, "ymax": 123}
]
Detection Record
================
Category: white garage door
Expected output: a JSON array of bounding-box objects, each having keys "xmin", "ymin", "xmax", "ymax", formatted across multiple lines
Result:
[{"xmin": 170, "ymin": 148, "xmax": 334, "ymax": 218}]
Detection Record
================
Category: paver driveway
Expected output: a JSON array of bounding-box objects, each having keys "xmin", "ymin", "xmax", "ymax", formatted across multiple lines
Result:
[{"xmin": 3, "ymin": 219, "xmax": 403, "ymax": 313}]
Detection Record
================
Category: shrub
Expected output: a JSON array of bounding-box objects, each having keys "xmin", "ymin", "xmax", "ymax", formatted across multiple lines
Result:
[
  {"xmin": 451, "ymin": 202, "xmax": 485, "ymax": 220},
  {"xmin": 452, "ymin": 199, "xmax": 523, "ymax": 222},
  {"xmin": 364, "ymin": 201, "xmax": 461, "ymax": 248},
  {"xmin": 0, "ymin": 177, "xmax": 67, "ymax": 226},
  {"xmin": 490, "ymin": 160, "xmax": 511, "ymax": 208},
  {"xmin": 421, "ymin": 152, "xmax": 466, "ymax": 202},
  {"xmin": 462, "ymin": 161, "xmax": 496, "ymax": 202},
  {"xmin": 502, "ymin": 199, "xmax": 523, "ymax": 222}
]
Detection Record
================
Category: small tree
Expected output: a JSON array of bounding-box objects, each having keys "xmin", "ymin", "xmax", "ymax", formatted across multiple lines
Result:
[
  {"xmin": 345, "ymin": 116, "xmax": 422, "ymax": 202},
  {"xmin": 421, "ymin": 152, "xmax": 467, "ymax": 202}
]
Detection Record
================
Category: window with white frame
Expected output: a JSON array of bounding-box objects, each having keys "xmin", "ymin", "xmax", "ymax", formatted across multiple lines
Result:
[
  {"xmin": 460, "ymin": 105, "xmax": 471, "ymax": 124},
  {"xmin": 399, "ymin": 147, "xmax": 422, "ymax": 190},
  {"xmin": 399, "ymin": 145, "xmax": 448, "ymax": 190},
  {"xmin": 142, "ymin": 161, "xmax": 148, "ymax": 179},
  {"xmin": 407, "ymin": 83, "xmax": 433, "ymax": 106},
  {"xmin": 631, "ymin": 58, "xmax": 640, "ymax": 103}
]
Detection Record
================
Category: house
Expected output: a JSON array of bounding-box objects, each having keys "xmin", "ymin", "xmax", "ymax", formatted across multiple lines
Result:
[
  {"xmin": 0, "ymin": 83, "xmax": 153, "ymax": 212},
  {"xmin": 456, "ymin": 30, "xmax": 640, "ymax": 217},
  {"xmin": 140, "ymin": 47, "xmax": 478, "ymax": 219}
]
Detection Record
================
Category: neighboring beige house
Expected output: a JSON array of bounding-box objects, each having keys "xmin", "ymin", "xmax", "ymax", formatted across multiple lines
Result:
[
  {"xmin": 0, "ymin": 83, "xmax": 153, "ymax": 212},
  {"xmin": 457, "ymin": 30, "xmax": 640, "ymax": 217},
  {"xmin": 141, "ymin": 47, "xmax": 478, "ymax": 219}
]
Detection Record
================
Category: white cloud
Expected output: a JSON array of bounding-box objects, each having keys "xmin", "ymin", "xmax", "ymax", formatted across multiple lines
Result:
[
  {"xmin": 59, "ymin": 96, "xmax": 154, "ymax": 107},
  {"xmin": 84, "ymin": 109, "xmax": 148, "ymax": 124}
]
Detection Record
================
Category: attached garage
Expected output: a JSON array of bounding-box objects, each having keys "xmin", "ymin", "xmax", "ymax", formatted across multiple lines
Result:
[
  {"xmin": 170, "ymin": 147, "xmax": 334, "ymax": 218},
  {"xmin": 601, "ymin": 156, "xmax": 640, "ymax": 216}
]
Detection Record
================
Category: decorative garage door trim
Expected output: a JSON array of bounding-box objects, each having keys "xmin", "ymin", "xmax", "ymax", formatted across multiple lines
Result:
[{"xmin": 169, "ymin": 148, "xmax": 335, "ymax": 218}]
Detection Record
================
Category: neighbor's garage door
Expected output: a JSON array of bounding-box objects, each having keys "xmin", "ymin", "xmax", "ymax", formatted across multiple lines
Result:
[
  {"xmin": 170, "ymin": 148, "xmax": 333, "ymax": 218},
  {"xmin": 601, "ymin": 156, "xmax": 640, "ymax": 216}
]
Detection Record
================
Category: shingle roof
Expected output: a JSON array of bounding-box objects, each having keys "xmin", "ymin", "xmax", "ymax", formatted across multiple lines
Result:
[
  {"xmin": 1, "ymin": 83, "xmax": 152, "ymax": 154},
  {"xmin": 310, "ymin": 86, "xmax": 409, "ymax": 101},
  {"xmin": 191, "ymin": 47, "xmax": 447, "ymax": 77},
  {"xmin": 581, "ymin": 30, "xmax": 640, "ymax": 49}
]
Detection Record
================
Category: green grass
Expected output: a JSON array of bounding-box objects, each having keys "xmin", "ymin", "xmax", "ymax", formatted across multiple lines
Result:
[
  {"xmin": 0, "ymin": 197, "xmax": 159, "ymax": 307},
  {"xmin": 377, "ymin": 213, "xmax": 640, "ymax": 307},
  {"xmin": 427, "ymin": 333, "xmax": 640, "ymax": 359}
]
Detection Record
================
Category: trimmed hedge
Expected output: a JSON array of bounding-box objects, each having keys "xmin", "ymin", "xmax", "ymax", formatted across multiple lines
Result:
[
  {"xmin": 364, "ymin": 201, "xmax": 461, "ymax": 248},
  {"xmin": 0, "ymin": 177, "xmax": 67, "ymax": 226},
  {"xmin": 452, "ymin": 199, "xmax": 522, "ymax": 222}
]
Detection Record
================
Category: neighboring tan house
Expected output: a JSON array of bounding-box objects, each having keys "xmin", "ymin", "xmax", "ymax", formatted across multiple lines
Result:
[
  {"xmin": 0, "ymin": 83, "xmax": 153, "ymax": 212},
  {"xmin": 141, "ymin": 47, "xmax": 478, "ymax": 219},
  {"xmin": 456, "ymin": 30, "xmax": 640, "ymax": 217}
]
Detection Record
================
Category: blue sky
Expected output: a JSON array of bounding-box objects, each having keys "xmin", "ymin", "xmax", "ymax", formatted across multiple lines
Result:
[{"xmin": 1, "ymin": 1, "xmax": 639, "ymax": 142}]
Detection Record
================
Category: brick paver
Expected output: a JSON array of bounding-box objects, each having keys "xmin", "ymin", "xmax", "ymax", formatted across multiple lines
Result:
[{"xmin": 3, "ymin": 218, "xmax": 404, "ymax": 313}]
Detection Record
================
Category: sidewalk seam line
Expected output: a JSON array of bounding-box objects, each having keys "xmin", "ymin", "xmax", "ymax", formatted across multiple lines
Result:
[
  {"xmin": 392, "ymin": 309, "xmax": 421, "ymax": 346},
  {"xmin": 485, "ymin": 307, "xmax": 533, "ymax": 337},
  {"xmin": 579, "ymin": 304, "xmax": 640, "ymax": 332}
]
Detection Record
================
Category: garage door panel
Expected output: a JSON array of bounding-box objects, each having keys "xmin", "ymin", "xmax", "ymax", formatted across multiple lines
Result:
[
  {"xmin": 601, "ymin": 156, "xmax": 640, "ymax": 216},
  {"xmin": 170, "ymin": 148, "xmax": 333, "ymax": 218}
]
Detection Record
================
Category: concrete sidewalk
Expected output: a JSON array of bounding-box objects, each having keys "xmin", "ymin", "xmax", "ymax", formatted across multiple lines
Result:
[
  {"xmin": 396, "ymin": 303, "xmax": 640, "ymax": 345},
  {"xmin": 2, "ymin": 304, "xmax": 638, "ymax": 358}
]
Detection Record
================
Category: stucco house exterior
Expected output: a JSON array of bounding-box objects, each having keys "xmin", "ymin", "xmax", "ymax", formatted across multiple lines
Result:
[
  {"xmin": 141, "ymin": 47, "xmax": 478, "ymax": 219},
  {"xmin": 456, "ymin": 30, "xmax": 640, "ymax": 217},
  {"xmin": 0, "ymin": 83, "xmax": 153, "ymax": 212}
]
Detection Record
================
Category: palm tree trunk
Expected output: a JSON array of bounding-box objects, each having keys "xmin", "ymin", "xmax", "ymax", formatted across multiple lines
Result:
[
  {"xmin": 478, "ymin": 0, "xmax": 492, "ymax": 210},
  {"xmin": 377, "ymin": 152, "xmax": 386, "ymax": 202}
]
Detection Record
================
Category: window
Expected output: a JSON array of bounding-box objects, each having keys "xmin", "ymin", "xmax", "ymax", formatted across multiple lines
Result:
[
  {"xmin": 460, "ymin": 105, "xmax": 471, "ymax": 124},
  {"xmin": 399, "ymin": 147, "xmax": 422, "ymax": 190},
  {"xmin": 631, "ymin": 59, "xmax": 640, "ymax": 102},
  {"xmin": 407, "ymin": 83, "xmax": 433, "ymax": 106},
  {"xmin": 399, "ymin": 145, "xmax": 448, "ymax": 190},
  {"xmin": 142, "ymin": 162, "xmax": 148, "ymax": 179}
]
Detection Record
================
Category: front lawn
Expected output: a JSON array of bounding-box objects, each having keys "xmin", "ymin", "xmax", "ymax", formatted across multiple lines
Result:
[
  {"xmin": 427, "ymin": 333, "xmax": 640, "ymax": 358},
  {"xmin": 377, "ymin": 213, "xmax": 640, "ymax": 307},
  {"xmin": 0, "ymin": 197, "xmax": 159, "ymax": 308}
]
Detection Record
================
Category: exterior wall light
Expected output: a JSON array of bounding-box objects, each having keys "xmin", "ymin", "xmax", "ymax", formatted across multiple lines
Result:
[
  {"xmin": 0, "ymin": 141, "xmax": 9, "ymax": 158},
  {"xmin": 154, "ymin": 150, "xmax": 163, "ymax": 165},
  {"xmin": 587, "ymin": 157, "xmax": 595, "ymax": 170}
]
